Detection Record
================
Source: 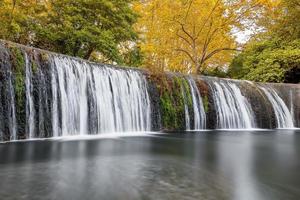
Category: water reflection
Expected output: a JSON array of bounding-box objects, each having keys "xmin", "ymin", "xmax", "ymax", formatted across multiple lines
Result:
[{"xmin": 0, "ymin": 130, "xmax": 300, "ymax": 199}]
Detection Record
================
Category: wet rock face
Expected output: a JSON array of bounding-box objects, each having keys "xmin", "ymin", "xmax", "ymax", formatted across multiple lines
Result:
[
  {"xmin": 271, "ymin": 84, "xmax": 300, "ymax": 127},
  {"xmin": 239, "ymin": 82, "xmax": 276, "ymax": 129},
  {"xmin": 145, "ymin": 73, "xmax": 161, "ymax": 131},
  {"xmin": 196, "ymin": 78, "xmax": 216, "ymax": 129},
  {"xmin": 0, "ymin": 44, "xmax": 12, "ymax": 141},
  {"xmin": 0, "ymin": 40, "xmax": 299, "ymax": 141}
]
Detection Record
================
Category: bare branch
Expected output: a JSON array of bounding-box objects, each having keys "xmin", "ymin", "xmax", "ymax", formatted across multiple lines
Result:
[
  {"xmin": 203, "ymin": 48, "xmax": 239, "ymax": 62},
  {"xmin": 180, "ymin": 23, "xmax": 195, "ymax": 42},
  {"xmin": 175, "ymin": 48, "xmax": 196, "ymax": 64},
  {"xmin": 176, "ymin": 31, "xmax": 193, "ymax": 47},
  {"xmin": 184, "ymin": 0, "xmax": 194, "ymax": 22}
]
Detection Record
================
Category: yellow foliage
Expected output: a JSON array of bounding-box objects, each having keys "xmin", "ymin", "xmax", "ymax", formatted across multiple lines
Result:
[{"xmin": 134, "ymin": 0, "xmax": 275, "ymax": 74}]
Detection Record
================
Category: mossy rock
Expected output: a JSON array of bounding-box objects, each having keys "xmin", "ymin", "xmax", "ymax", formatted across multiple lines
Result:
[
  {"xmin": 8, "ymin": 46, "xmax": 27, "ymax": 138},
  {"xmin": 150, "ymin": 73, "xmax": 192, "ymax": 130},
  {"xmin": 9, "ymin": 47, "xmax": 25, "ymax": 107}
]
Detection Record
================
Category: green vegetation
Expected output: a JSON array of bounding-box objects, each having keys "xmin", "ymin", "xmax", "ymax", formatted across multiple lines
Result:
[
  {"xmin": 0, "ymin": 0, "xmax": 299, "ymax": 83},
  {"xmin": 31, "ymin": 61, "xmax": 38, "ymax": 74},
  {"xmin": 228, "ymin": 39, "xmax": 300, "ymax": 83},
  {"xmin": 181, "ymin": 77, "xmax": 193, "ymax": 110},
  {"xmin": 228, "ymin": 0, "xmax": 300, "ymax": 83},
  {"xmin": 153, "ymin": 74, "xmax": 192, "ymax": 130},
  {"xmin": 9, "ymin": 47, "xmax": 25, "ymax": 107},
  {"xmin": 0, "ymin": 0, "xmax": 140, "ymax": 66},
  {"xmin": 203, "ymin": 95, "xmax": 209, "ymax": 113},
  {"xmin": 9, "ymin": 46, "xmax": 26, "ymax": 135}
]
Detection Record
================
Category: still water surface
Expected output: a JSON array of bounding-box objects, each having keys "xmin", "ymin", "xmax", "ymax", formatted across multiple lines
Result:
[{"xmin": 0, "ymin": 130, "xmax": 300, "ymax": 200}]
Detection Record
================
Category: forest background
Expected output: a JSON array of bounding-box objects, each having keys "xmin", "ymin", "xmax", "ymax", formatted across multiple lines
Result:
[{"xmin": 0, "ymin": 0, "xmax": 299, "ymax": 83}]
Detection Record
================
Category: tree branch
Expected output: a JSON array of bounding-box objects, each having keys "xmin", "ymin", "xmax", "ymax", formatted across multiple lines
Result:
[
  {"xmin": 195, "ymin": 0, "xmax": 220, "ymax": 39},
  {"xmin": 175, "ymin": 48, "xmax": 196, "ymax": 64},
  {"xmin": 176, "ymin": 31, "xmax": 192, "ymax": 47},
  {"xmin": 203, "ymin": 48, "xmax": 239, "ymax": 63}
]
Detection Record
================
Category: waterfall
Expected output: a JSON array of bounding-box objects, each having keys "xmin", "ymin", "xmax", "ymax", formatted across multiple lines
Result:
[
  {"xmin": 51, "ymin": 61, "xmax": 59, "ymax": 137},
  {"xmin": 2, "ymin": 42, "xmax": 300, "ymax": 141},
  {"xmin": 208, "ymin": 80, "xmax": 256, "ymax": 129},
  {"xmin": 25, "ymin": 53, "xmax": 35, "ymax": 138},
  {"xmin": 290, "ymin": 90, "xmax": 295, "ymax": 125},
  {"xmin": 187, "ymin": 78, "xmax": 206, "ymax": 130},
  {"xmin": 51, "ymin": 56, "xmax": 151, "ymax": 136},
  {"xmin": 180, "ymin": 81, "xmax": 191, "ymax": 130},
  {"xmin": 259, "ymin": 86, "xmax": 294, "ymax": 129},
  {"xmin": 8, "ymin": 74, "xmax": 17, "ymax": 140}
]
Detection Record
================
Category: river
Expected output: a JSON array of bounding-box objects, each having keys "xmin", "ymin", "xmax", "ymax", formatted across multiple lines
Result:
[{"xmin": 0, "ymin": 130, "xmax": 300, "ymax": 200}]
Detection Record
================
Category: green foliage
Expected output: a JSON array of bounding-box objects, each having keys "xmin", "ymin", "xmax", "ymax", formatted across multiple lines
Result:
[
  {"xmin": 203, "ymin": 67, "xmax": 228, "ymax": 78},
  {"xmin": 0, "ymin": 1, "xmax": 46, "ymax": 44},
  {"xmin": 203, "ymin": 95, "xmax": 209, "ymax": 113},
  {"xmin": 31, "ymin": 61, "xmax": 38, "ymax": 73},
  {"xmin": 34, "ymin": 0, "xmax": 139, "ymax": 65},
  {"xmin": 160, "ymin": 92, "xmax": 179, "ymax": 129},
  {"xmin": 269, "ymin": 0, "xmax": 300, "ymax": 41},
  {"xmin": 9, "ymin": 47, "xmax": 25, "ymax": 107},
  {"xmin": 228, "ymin": 0, "xmax": 300, "ymax": 83},
  {"xmin": 228, "ymin": 39, "xmax": 300, "ymax": 83},
  {"xmin": 122, "ymin": 46, "xmax": 144, "ymax": 67},
  {"xmin": 181, "ymin": 78, "xmax": 193, "ymax": 110},
  {"xmin": 0, "ymin": 0, "xmax": 141, "ymax": 66},
  {"xmin": 154, "ymin": 75, "xmax": 192, "ymax": 130}
]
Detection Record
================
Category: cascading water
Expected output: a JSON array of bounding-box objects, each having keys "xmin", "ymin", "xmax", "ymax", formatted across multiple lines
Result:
[
  {"xmin": 25, "ymin": 53, "xmax": 35, "ymax": 138},
  {"xmin": 180, "ymin": 81, "xmax": 191, "ymax": 130},
  {"xmin": 207, "ymin": 80, "xmax": 256, "ymax": 129},
  {"xmin": 1, "ymin": 42, "xmax": 300, "ymax": 141},
  {"xmin": 259, "ymin": 86, "xmax": 294, "ymax": 129},
  {"xmin": 51, "ymin": 56, "xmax": 151, "ymax": 136},
  {"xmin": 51, "ymin": 60, "xmax": 59, "ymax": 137},
  {"xmin": 8, "ymin": 73, "xmax": 17, "ymax": 140},
  {"xmin": 290, "ymin": 90, "xmax": 295, "ymax": 125},
  {"xmin": 187, "ymin": 78, "xmax": 206, "ymax": 130}
]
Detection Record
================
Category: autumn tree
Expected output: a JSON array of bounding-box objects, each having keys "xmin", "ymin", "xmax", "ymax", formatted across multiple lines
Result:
[
  {"xmin": 0, "ymin": 0, "xmax": 140, "ymax": 66},
  {"xmin": 134, "ymin": 0, "xmax": 265, "ymax": 74}
]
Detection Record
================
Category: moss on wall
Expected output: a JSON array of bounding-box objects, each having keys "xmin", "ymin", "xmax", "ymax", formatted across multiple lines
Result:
[
  {"xmin": 8, "ymin": 46, "xmax": 27, "ymax": 139},
  {"xmin": 9, "ymin": 47, "xmax": 25, "ymax": 107},
  {"xmin": 41, "ymin": 52, "xmax": 49, "ymax": 62},
  {"xmin": 180, "ymin": 77, "xmax": 193, "ymax": 110},
  {"xmin": 32, "ymin": 61, "xmax": 38, "ymax": 73},
  {"xmin": 203, "ymin": 95, "xmax": 209, "ymax": 113},
  {"xmin": 149, "ymin": 73, "xmax": 193, "ymax": 130}
]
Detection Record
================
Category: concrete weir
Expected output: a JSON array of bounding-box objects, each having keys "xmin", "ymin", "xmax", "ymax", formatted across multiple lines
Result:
[{"xmin": 0, "ymin": 40, "xmax": 299, "ymax": 141}]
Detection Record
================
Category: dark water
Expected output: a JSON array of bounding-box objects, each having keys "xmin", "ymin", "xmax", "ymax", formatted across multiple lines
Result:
[{"xmin": 0, "ymin": 130, "xmax": 300, "ymax": 200}]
